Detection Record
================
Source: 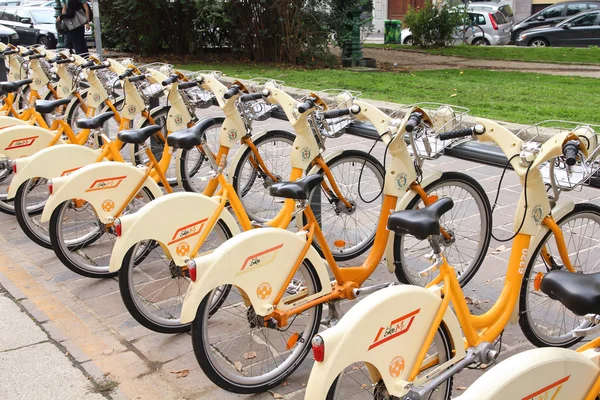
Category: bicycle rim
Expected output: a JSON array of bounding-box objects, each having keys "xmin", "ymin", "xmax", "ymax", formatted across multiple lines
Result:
[
  {"xmin": 520, "ymin": 203, "xmax": 600, "ymax": 347},
  {"xmin": 15, "ymin": 178, "xmax": 52, "ymax": 248}
]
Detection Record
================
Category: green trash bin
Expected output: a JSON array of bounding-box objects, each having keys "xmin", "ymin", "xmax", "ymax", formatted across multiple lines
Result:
[{"xmin": 384, "ymin": 20, "xmax": 402, "ymax": 44}]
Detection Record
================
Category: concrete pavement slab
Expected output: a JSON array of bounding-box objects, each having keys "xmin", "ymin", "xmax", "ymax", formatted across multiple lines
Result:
[{"xmin": 0, "ymin": 296, "xmax": 47, "ymax": 351}]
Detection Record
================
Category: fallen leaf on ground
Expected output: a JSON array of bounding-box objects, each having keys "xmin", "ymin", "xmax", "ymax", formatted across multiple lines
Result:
[
  {"xmin": 234, "ymin": 361, "xmax": 243, "ymax": 372},
  {"xmin": 465, "ymin": 296, "xmax": 481, "ymax": 308},
  {"xmin": 450, "ymin": 94, "xmax": 457, "ymax": 97},
  {"xmin": 171, "ymin": 369, "xmax": 189, "ymax": 378},
  {"xmin": 492, "ymin": 245, "xmax": 506, "ymax": 254},
  {"xmin": 282, "ymin": 381, "xmax": 289, "ymax": 387},
  {"xmin": 457, "ymin": 386, "xmax": 467, "ymax": 391},
  {"xmin": 272, "ymin": 393, "xmax": 283, "ymax": 399},
  {"xmin": 102, "ymin": 348, "xmax": 114, "ymax": 355},
  {"xmin": 244, "ymin": 351, "xmax": 257, "ymax": 360}
]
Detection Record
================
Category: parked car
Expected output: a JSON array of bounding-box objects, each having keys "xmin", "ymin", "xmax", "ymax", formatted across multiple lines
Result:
[
  {"xmin": 401, "ymin": 9, "xmax": 511, "ymax": 45},
  {"xmin": 516, "ymin": 8, "xmax": 600, "ymax": 46},
  {"xmin": 0, "ymin": 23, "xmax": 18, "ymax": 44},
  {"xmin": 0, "ymin": 6, "xmax": 57, "ymax": 48},
  {"xmin": 511, "ymin": 1, "xmax": 600, "ymax": 42},
  {"xmin": 468, "ymin": 1, "xmax": 514, "ymax": 24}
]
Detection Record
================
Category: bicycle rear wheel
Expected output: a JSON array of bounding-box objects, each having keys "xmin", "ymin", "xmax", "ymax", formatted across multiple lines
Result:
[
  {"xmin": 15, "ymin": 178, "xmax": 51, "ymax": 248},
  {"xmin": 519, "ymin": 203, "xmax": 600, "ymax": 347}
]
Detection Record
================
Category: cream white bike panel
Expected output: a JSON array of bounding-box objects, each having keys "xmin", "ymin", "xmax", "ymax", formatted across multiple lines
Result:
[
  {"xmin": 454, "ymin": 347, "xmax": 599, "ymax": 400},
  {"xmin": 0, "ymin": 125, "xmax": 64, "ymax": 159},
  {"xmin": 7, "ymin": 145, "xmax": 101, "ymax": 199},
  {"xmin": 305, "ymin": 284, "xmax": 464, "ymax": 400},
  {"xmin": 180, "ymin": 228, "xmax": 332, "ymax": 323},
  {"xmin": 0, "ymin": 116, "xmax": 28, "ymax": 128},
  {"xmin": 41, "ymin": 162, "xmax": 163, "ymax": 224},
  {"xmin": 108, "ymin": 192, "xmax": 241, "ymax": 273}
]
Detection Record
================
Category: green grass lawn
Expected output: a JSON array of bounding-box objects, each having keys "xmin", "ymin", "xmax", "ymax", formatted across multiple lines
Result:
[
  {"xmin": 178, "ymin": 63, "xmax": 600, "ymax": 125},
  {"xmin": 364, "ymin": 44, "xmax": 600, "ymax": 65}
]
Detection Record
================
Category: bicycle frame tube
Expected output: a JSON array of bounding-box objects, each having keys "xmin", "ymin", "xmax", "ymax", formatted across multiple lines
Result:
[{"xmin": 540, "ymin": 215, "xmax": 576, "ymax": 273}]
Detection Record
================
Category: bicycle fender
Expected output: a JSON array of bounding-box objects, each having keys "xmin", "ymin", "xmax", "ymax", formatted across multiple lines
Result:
[
  {"xmin": 384, "ymin": 170, "xmax": 443, "ymax": 273},
  {"xmin": 0, "ymin": 116, "xmax": 28, "ymax": 129},
  {"xmin": 0, "ymin": 125, "xmax": 64, "ymax": 159},
  {"xmin": 108, "ymin": 192, "xmax": 241, "ymax": 273},
  {"xmin": 454, "ymin": 347, "xmax": 598, "ymax": 400},
  {"xmin": 8, "ymin": 145, "xmax": 101, "ymax": 199},
  {"xmin": 226, "ymin": 129, "xmax": 273, "ymax": 184},
  {"xmin": 180, "ymin": 228, "xmax": 332, "ymax": 324},
  {"xmin": 41, "ymin": 162, "xmax": 163, "ymax": 223},
  {"xmin": 305, "ymin": 284, "xmax": 464, "ymax": 399}
]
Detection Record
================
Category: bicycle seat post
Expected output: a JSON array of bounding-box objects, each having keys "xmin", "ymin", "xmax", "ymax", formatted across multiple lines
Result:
[{"xmin": 419, "ymin": 235, "xmax": 446, "ymax": 278}]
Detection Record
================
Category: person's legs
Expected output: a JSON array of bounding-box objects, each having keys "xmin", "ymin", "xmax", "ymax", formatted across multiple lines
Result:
[
  {"xmin": 64, "ymin": 30, "xmax": 74, "ymax": 51},
  {"xmin": 71, "ymin": 26, "xmax": 88, "ymax": 55}
]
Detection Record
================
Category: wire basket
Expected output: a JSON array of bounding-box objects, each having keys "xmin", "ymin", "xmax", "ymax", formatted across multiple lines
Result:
[
  {"xmin": 517, "ymin": 120, "xmax": 600, "ymax": 191},
  {"xmin": 179, "ymin": 71, "xmax": 217, "ymax": 109},
  {"xmin": 238, "ymin": 77, "xmax": 284, "ymax": 121},
  {"xmin": 312, "ymin": 89, "xmax": 362, "ymax": 137},
  {"xmin": 38, "ymin": 57, "xmax": 53, "ymax": 81},
  {"xmin": 391, "ymin": 103, "xmax": 470, "ymax": 160},
  {"xmin": 137, "ymin": 62, "xmax": 174, "ymax": 76}
]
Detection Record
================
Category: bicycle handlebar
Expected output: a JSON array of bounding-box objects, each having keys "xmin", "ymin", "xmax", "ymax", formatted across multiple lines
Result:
[
  {"xmin": 161, "ymin": 74, "xmax": 179, "ymax": 86},
  {"xmin": 21, "ymin": 49, "xmax": 34, "ymax": 57},
  {"xmin": 223, "ymin": 85, "xmax": 240, "ymax": 99},
  {"xmin": 298, "ymin": 97, "xmax": 316, "ymax": 114},
  {"xmin": 128, "ymin": 74, "xmax": 148, "ymax": 83},
  {"xmin": 56, "ymin": 57, "xmax": 75, "ymax": 65},
  {"xmin": 2, "ymin": 49, "xmax": 18, "ymax": 56},
  {"xmin": 322, "ymin": 105, "xmax": 361, "ymax": 119},
  {"xmin": 88, "ymin": 61, "xmax": 110, "ymax": 71},
  {"xmin": 80, "ymin": 60, "xmax": 95, "ymax": 69},
  {"xmin": 118, "ymin": 69, "xmax": 134, "ymax": 80},
  {"xmin": 240, "ymin": 92, "xmax": 264, "ymax": 102},
  {"xmin": 562, "ymin": 140, "xmax": 580, "ymax": 166},
  {"xmin": 178, "ymin": 81, "xmax": 199, "ymax": 90},
  {"xmin": 438, "ymin": 124, "xmax": 486, "ymax": 141},
  {"xmin": 405, "ymin": 112, "xmax": 423, "ymax": 133},
  {"xmin": 28, "ymin": 53, "xmax": 45, "ymax": 60}
]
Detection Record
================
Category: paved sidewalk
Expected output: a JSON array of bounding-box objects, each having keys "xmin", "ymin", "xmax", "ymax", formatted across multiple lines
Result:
[{"xmin": 0, "ymin": 282, "xmax": 117, "ymax": 400}]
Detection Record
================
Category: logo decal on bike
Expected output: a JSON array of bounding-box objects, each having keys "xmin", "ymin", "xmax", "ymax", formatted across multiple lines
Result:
[
  {"xmin": 521, "ymin": 375, "xmax": 570, "ymax": 400},
  {"xmin": 92, "ymin": 93, "xmax": 101, "ymax": 103},
  {"xmin": 532, "ymin": 205, "xmax": 543, "ymax": 224},
  {"xmin": 174, "ymin": 114, "xmax": 184, "ymax": 126},
  {"xmin": 368, "ymin": 309, "xmax": 420, "ymax": 351},
  {"xmin": 396, "ymin": 173, "xmax": 408, "ymax": 190},
  {"xmin": 85, "ymin": 176, "xmax": 128, "ymax": 192},
  {"xmin": 301, "ymin": 147, "xmax": 311, "ymax": 161},
  {"xmin": 4, "ymin": 136, "xmax": 38, "ymax": 150},
  {"xmin": 35, "ymin": 78, "xmax": 42, "ymax": 85},
  {"xmin": 176, "ymin": 242, "xmax": 190, "ymax": 257},
  {"xmin": 128, "ymin": 105, "xmax": 137, "ymax": 115},
  {"xmin": 62, "ymin": 86, "xmax": 70, "ymax": 95},
  {"xmin": 238, "ymin": 243, "xmax": 284, "ymax": 275},
  {"xmin": 168, "ymin": 218, "xmax": 208, "ymax": 246},
  {"xmin": 389, "ymin": 356, "xmax": 405, "ymax": 378},
  {"xmin": 256, "ymin": 282, "xmax": 272, "ymax": 300},
  {"xmin": 60, "ymin": 167, "xmax": 81, "ymax": 177},
  {"xmin": 228, "ymin": 129, "xmax": 238, "ymax": 142},
  {"xmin": 101, "ymin": 199, "xmax": 115, "ymax": 212}
]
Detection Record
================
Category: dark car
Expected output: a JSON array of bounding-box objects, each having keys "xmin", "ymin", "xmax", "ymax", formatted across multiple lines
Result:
[
  {"xmin": 0, "ymin": 23, "xmax": 18, "ymax": 44},
  {"xmin": 511, "ymin": 1, "xmax": 600, "ymax": 41},
  {"xmin": 0, "ymin": 6, "xmax": 57, "ymax": 48},
  {"xmin": 516, "ymin": 9, "xmax": 600, "ymax": 46}
]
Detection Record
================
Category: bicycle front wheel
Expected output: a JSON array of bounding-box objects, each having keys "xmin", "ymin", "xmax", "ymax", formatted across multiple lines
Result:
[
  {"xmin": 303, "ymin": 150, "xmax": 386, "ymax": 261},
  {"xmin": 231, "ymin": 130, "xmax": 295, "ymax": 223},
  {"xmin": 392, "ymin": 172, "xmax": 492, "ymax": 287},
  {"xmin": 15, "ymin": 177, "xmax": 52, "ymax": 248},
  {"xmin": 326, "ymin": 326, "xmax": 453, "ymax": 400},
  {"xmin": 191, "ymin": 260, "xmax": 322, "ymax": 393},
  {"xmin": 519, "ymin": 202, "xmax": 600, "ymax": 347},
  {"xmin": 119, "ymin": 219, "xmax": 233, "ymax": 334}
]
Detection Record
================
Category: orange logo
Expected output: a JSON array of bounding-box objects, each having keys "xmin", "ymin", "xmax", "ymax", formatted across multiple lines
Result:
[
  {"xmin": 168, "ymin": 219, "xmax": 208, "ymax": 245},
  {"xmin": 4, "ymin": 136, "xmax": 38, "ymax": 150},
  {"xmin": 368, "ymin": 309, "xmax": 420, "ymax": 351},
  {"xmin": 176, "ymin": 242, "xmax": 190, "ymax": 257},
  {"xmin": 85, "ymin": 176, "xmax": 127, "ymax": 192},
  {"xmin": 522, "ymin": 375, "xmax": 570, "ymax": 400},
  {"xmin": 101, "ymin": 200, "xmax": 115, "ymax": 212},
  {"xmin": 238, "ymin": 243, "xmax": 284, "ymax": 275},
  {"xmin": 389, "ymin": 356, "xmax": 405, "ymax": 378},
  {"xmin": 256, "ymin": 282, "xmax": 272, "ymax": 300},
  {"xmin": 60, "ymin": 167, "xmax": 81, "ymax": 177}
]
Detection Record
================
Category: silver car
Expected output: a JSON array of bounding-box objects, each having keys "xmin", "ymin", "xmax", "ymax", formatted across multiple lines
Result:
[
  {"xmin": 468, "ymin": 2, "xmax": 514, "ymax": 24},
  {"xmin": 457, "ymin": 9, "xmax": 512, "ymax": 45}
]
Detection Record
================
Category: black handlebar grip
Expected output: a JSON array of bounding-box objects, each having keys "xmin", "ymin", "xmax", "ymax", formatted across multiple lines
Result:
[
  {"xmin": 47, "ymin": 56, "xmax": 60, "ymax": 63},
  {"xmin": 240, "ymin": 92, "xmax": 264, "ymax": 102},
  {"xmin": 161, "ymin": 74, "xmax": 179, "ymax": 86},
  {"xmin": 178, "ymin": 81, "xmax": 199, "ymax": 90},
  {"xmin": 438, "ymin": 127, "xmax": 475, "ymax": 141},
  {"xmin": 323, "ymin": 108, "xmax": 351, "ymax": 119},
  {"xmin": 21, "ymin": 50, "xmax": 34, "ymax": 57},
  {"xmin": 81, "ymin": 60, "xmax": 95, "ymax": 68},
  {"xmin": 56, "ymin": 57, "xmax": 74, "ymax": 65},
  {"xmin": 89, "ymin": 62, "xmax": 110, "ymax": 71},
  {"xmin": 223, "ymin": 86, "xmax": 240, "ymax": 100},
  {"xmin": 563, "ymin": 140, "xmax": 580, "ymax": 166},
  {"xmin": 128, "ymin": 74, "xmax": 148, "ymax": 83},
  {"xmin": 118, "ymin": 69, "xmax": 134, "ymax": 80},
  {"xmin": 298, "ymin": 98, "xmax": 316, "ymax": 114},
  {"xmin": 28, "ymin": 53, "xmax": 45, "ymax": 60},
  {"xmin": 405, "ymin": 112, "xmax": 423, "ymax": 133},
  {"xmin": 2, "ymin": 49, "xmax": 18, "ymax": 55}
]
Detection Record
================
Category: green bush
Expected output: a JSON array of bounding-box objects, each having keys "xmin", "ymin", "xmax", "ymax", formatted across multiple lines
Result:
[{"xmin": 403, "ymin": 2, "xmax": 464, "ymax": 48}]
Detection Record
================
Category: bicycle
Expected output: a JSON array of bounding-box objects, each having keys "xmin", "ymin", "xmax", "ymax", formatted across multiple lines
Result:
[
  {"xmin": 303, "ymin": 118, "xmax": 599, "ymax": 399},
  {"xmin": 8, "ymin": 64, "xmax": 172, "ymax": 248},
  {"xmin": 107, "ymin": 81, "xmax": 389, "ymax": 333},
  {"xmin": 177, "ymin": 103, "xmax": 491, "ymax": 393}
]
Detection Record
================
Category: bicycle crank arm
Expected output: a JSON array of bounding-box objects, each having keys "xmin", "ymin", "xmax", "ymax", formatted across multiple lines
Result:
[{"xmin": 352, "ymin": 282, "xmax": 397, "ymax": 298}]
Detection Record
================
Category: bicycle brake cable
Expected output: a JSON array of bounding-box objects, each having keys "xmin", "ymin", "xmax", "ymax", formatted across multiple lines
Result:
[{"xmin": 358, "ymin": 134, "xmax": 389, "ymax": 204}]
